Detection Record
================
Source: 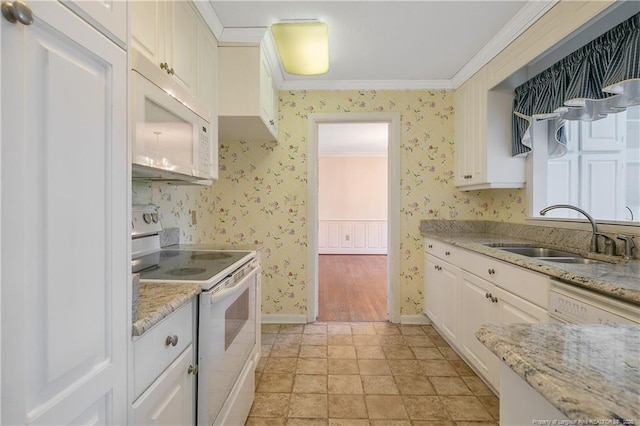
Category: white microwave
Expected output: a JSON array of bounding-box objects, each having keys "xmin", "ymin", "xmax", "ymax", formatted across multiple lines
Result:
[{"xmin": 131, "ymin": 50, "xmax": 216, "ymax": 182}]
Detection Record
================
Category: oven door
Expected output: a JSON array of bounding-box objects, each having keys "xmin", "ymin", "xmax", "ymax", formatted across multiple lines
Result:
[{"xmin": 198, "ymin": 266, "xmax": 257, "ymax": 426}]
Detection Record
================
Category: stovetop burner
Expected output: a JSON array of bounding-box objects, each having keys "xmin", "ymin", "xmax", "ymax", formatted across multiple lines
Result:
[
  {"xmin": 137, "ymin": 249, "xmax": 253, "ymax": 284},
  {"xmin": 166, "ymin": 267, "xmax": 208, "ymax": 276},
  {"xmin": 189, "ymin": 252, "xmax": 233, "ymax": 260}
]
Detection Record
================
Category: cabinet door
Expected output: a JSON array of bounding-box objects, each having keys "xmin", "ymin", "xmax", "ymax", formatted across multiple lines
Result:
[
  {"xmin": 455, "ymin": 75, "xmax": 486, "ymax": 186},
  {"xmin": 166, "ymin": 1, "xmax": 198, "ymax": 96},
  {"xmin": 459, "ymin": 272, "xmax": 498, "ymax": 388},
  {"xmin": 1, "ymin": 2, "xmax": 127, "ymax": 424},
  {"xmin": 133, "ymin": 346, "xmax": 196, "ymax": 425},
  {"xmin": 424, "ymin": 254, "xmax": 459, "ymax": 344},
  {"xmin": 131, "ymin": 0, "xmax": 165, "ymax": 65},
  {"xmin": 424, "ymin": 255, "xmax": 441, "ymax": 325},
  {"xmin": 62, "ymin": 0, "xmax": 127, "ymax": 45},
  {"xmin": 259, "ymin": 50, "xmax": 277, "ymax": 137}
]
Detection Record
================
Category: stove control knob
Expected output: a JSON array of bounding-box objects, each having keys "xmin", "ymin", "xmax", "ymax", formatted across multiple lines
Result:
[
  {"xmin": 151, "ymin": 213, "xmax": 159, "ymax": 223},
  {"xmin": 143, "ymin": 213, "xmax": 152, "ymax": 224}
]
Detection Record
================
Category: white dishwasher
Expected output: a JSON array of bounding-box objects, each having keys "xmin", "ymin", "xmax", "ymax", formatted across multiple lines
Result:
[{"xmin": 549, "ymin": 280, "xmax": 639, "ymax": 324}]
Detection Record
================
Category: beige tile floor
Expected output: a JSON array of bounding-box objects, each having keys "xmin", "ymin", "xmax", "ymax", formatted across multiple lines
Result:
[{"xmin": 246, "ymin": 322, "xmax": 499, "ymax": 426}]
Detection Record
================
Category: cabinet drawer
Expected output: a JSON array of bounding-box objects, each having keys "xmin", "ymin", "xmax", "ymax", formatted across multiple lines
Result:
[
  {"xmin": 425, "ymin": 239, "xmax": 462, "ymax": 264},
  {"xmin": 134, "ymin": 300, "xmax": 194, "ymax": 398},
  {"xmin": 461, "ymin": 251, "xmax": 549, "ymax": 309}
]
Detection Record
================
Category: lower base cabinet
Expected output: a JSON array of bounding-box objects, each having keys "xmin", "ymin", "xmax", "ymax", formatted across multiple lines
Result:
[
  {"xmin": 424, "ymin": 238, "xmax": 549, "ymax": 393},
  {"xmin": 132, "ymin": 345, "xmax": 195, "ymax": 425},
  {"xmin": 131, "ymin": 300, "xmax": 197, "ymax": 424}
]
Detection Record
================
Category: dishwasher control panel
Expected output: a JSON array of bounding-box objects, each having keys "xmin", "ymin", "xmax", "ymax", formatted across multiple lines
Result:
[{"xmin": 549, "ymin": 285, "xmax": 638, "ymax": 324}]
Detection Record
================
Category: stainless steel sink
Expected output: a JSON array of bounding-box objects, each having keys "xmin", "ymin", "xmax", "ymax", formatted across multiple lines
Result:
[
  {"xmin": 537, "ymin": 257, "xmax": 603, "ymax": 265},
  {"xmin": 490, "ymin": 246, "xmax": 576, "ymax": 258},
  {"xmin": 485, "ymin": 245, "xmax": 605, "ymax": 264}
]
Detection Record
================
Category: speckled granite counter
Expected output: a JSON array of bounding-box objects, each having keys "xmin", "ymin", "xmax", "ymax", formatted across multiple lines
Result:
[
  {"xmin": 477, "ymin": 323, "xmax": 640, "ymax": 422},
  {"xmin": 420, "ymin": 221, "xmax": 640, "ymax": 305},
  {"xmin": 132, "ymin": 283, "xmax": 201, "ymax": 337}
]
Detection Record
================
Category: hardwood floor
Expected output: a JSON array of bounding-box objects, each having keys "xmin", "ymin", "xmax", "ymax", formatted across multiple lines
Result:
[{"xmin": 318, "ymin": 254, "xmax": 387, "ymax": 322}]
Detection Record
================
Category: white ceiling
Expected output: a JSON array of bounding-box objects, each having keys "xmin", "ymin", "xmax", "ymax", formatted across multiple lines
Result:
[
  {"xmin": 197, "ymin": 1, "xmax": 557, "ymax": 155},
  {"xmin": 204, "ymin": 0, "xmax": 557, "ymax": 90}
]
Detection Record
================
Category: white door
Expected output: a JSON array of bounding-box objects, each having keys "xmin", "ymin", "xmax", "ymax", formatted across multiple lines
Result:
[{"xmin": 1, "ymin": 2, "xmax": 128, "ymax": 424}]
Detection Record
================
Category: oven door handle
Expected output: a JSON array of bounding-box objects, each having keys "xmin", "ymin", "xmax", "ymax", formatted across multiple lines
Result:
[{"xmin": 209, "ymin": 268, "xmax": 258, "ymax": 304}]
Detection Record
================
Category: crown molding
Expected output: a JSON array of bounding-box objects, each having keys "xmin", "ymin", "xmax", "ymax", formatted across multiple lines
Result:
[
  {"xmin": 201, "ymin": 0, "xmax": 557, "ymax": 91},
  {"xmin": 279, "ymin": 79, "xmax": 455, "ymax": 91},
  {"xmin": 192, "ymin": 1, "xmax": 224, "ymax": 39},
  {"xmin": 451, "ymin": 0, "xmax": 558, "ymax": 88}
]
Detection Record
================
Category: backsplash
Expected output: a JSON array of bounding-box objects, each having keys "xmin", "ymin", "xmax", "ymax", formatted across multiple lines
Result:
[{"xmin": 134, "ymin": 89, "xmax": 528, "ymax": 318}]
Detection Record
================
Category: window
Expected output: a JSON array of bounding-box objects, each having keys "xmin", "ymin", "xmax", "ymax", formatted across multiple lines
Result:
[{"xmin": 530, "ymin": 105, "xmax": 640, "ymax": 223}]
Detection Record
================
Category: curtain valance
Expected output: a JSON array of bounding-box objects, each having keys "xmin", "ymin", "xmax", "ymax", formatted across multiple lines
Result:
[{"xmin": 512, "ymin": 12, "xmax": 640, "ymax": 157}]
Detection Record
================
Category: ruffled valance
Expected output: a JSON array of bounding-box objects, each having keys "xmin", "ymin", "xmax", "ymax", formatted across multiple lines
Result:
[{"xmin": 512, "ymin": 12, "xmax": 640, "ymax": 157}]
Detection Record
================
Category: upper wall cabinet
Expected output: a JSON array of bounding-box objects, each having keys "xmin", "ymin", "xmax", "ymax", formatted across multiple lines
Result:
[
  {"xmin": 454, "ymin": 0, "xmax": 616, "ymax": 191},
  {"xmin": 455, "ymin": 68, "xmax": 526, "ymax": 190},
  {"xmin": 131, "ymin": 1, "xmax": 199, "ymax": 97},
  {"xmin": 218, "ymin": 46, "xmax": 279, "ymax": 142},
  {"xmin": 62, "ymin": 1, "xmax": 127, "ymax": 46}
]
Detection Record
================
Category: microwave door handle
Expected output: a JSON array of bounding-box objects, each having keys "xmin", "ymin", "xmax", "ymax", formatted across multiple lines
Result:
[{"xmin": 209, "ymin": 268, "xmax": 257, "ymax": 304}]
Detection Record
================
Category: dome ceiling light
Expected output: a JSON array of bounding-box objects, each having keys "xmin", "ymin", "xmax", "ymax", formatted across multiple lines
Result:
[{"xmin": 271, "ymin": 21, "xmax": 329, "ymax": 76}]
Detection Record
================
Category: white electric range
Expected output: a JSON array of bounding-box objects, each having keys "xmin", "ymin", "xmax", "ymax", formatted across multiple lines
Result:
[{"xmin": 132, "ymin": 204, "xmax": 260, "ymax": 426}]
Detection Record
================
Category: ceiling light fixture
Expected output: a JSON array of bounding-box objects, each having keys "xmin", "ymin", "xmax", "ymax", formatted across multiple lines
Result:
[{"xmin": 271, "ymin": 21, "xmax": 329, "ymax": 76}]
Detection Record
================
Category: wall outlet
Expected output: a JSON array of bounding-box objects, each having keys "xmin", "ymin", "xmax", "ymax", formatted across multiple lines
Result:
[{"xmin": 190, "ymin": 210, "xmax": 197, "ymax": 225}]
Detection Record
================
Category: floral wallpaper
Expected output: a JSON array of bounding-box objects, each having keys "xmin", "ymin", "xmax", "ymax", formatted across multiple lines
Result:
[{"xmin": 134, "ymin": 89, "xmax": 527, "ymax": 318}]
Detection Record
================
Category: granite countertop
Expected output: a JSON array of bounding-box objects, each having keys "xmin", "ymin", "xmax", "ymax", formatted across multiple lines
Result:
[
  {"xmin": 477, "ymin": 323, "xmax": 640, "ymax": 422},
  {"xmin": 421, "ymin": 231, "xmax": 640, "ymax": 306},
  {"xmin": 132, "ymin": 282, "xmax": 201, "ymax": 337}
]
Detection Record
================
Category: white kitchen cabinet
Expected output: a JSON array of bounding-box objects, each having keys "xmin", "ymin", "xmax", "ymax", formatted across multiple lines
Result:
[
  {"xmin": 218, "ymin": 45, "xmax": 279, "ymax": 142},
  {"xmin": 455, "ymin": 68, "xmax": 526, "ymax": 190},
  {"xmin": 61, "ymin": 0, "xmax": 127, "ymax": 46},
  {"xmin": 1, "ymin": 1, "xmax": 128, "ymax": 424},
  {"xmin": 197, "ymin": 21, "xmax": 219, "ymax": 118},
  {"xmin": 132, "ymin": 300, "xmax": 197, "ymax": 424},
  {"xmin": 133, "ymin": 345, "xmax": 196, "ymax": 425},
  {"xmin": 424, "ymin": 239, "xmax": 549, "ymax": 393},
  {"xmin": 459, "ymin": 271, "xmax": 497, "ymax": 387},
  {"xmin": 131, "ymin": 0, "xmax": 199, "ymax": 96},
  {"xmin": 424, "ymin": 254, "xmax": 459, "ymax": 344}
]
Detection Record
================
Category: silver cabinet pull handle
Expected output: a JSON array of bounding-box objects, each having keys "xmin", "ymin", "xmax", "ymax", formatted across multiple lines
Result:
[
  {"xmin": 188, "ymin": 365, "xmax": 198, "ymax": 375},
  {"xmin": 165, "ymin": 335, "xmax": 178, "ymax": 347},
  {"xmin": 1, "ymin": 0, "xmax": 33, "ymax": 25}
]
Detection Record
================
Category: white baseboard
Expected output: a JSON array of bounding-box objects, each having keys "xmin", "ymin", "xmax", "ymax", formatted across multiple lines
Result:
[
  {"xmin": 261, "ymin": 314, "xmax": 431, "ymax": 325},
  {"xmin": 319, "ymin": 248, "xmax": 387, "ymax": 255},
  {"xmin": 262, "ymin": 314, "xmax": 308, "ymax": 324},
  {"xmin": 401, "ymin": 314, "xmax": 431, "ymax": 325}
]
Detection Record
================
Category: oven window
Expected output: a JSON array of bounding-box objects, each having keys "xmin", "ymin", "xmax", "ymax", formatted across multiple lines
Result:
[{"xmin": 225, "ymin": 288, "xmax": 249, "ymax": 350}]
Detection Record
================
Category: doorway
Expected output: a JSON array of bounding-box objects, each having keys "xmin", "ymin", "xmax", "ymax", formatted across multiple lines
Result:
[
  {"xmin": 306, "ymin": 113, "xmax": 401, "ymax": 323},
  {"xmin": 317, "ymin": 123, "xmax": 388, "ymax": 321}
]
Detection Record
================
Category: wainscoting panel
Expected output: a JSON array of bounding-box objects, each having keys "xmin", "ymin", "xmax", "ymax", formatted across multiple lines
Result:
[{"xmin": 319, "ymin": 220, "xmax": 388, "ymax": 254}]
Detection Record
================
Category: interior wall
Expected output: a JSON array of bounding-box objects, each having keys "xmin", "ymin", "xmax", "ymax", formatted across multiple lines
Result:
[
  {"xmin": 138, "ymin": 89, "xmax": 527, "ymax": 317},
  {"xmin": 319, "ymin": 156, "xmax": 388, "ymax": 221}
]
